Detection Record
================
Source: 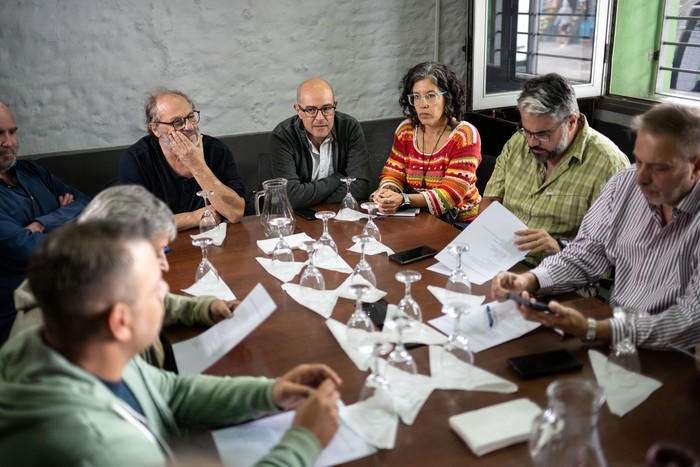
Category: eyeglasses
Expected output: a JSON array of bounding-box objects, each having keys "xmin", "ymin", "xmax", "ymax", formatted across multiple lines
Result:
[
  {"xmin": 298, "ymin": 104, "xmax": 336, "ymax": 118},
  {"xmin": 517, "ymin": 116, "xmax": 569, "ymax": 142},
  {"xmin": 407, "ymin": 91, "xmax": 447, "ymax": 106},
  {"xmin": 155, "ymin": 111, "xmax": 200, "ymax": 131}
]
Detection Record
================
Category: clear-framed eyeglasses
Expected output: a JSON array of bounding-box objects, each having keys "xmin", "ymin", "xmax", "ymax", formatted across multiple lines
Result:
[
  {"xmin": 407, "ymin": 91, "xmax": 447, "ymax": 106},
  {"xmin": 155, "ymin": 110, "xmax": 200, "ymax": 131},
  {"xmin": 517, "ymin": 116, "xmax": 569, "ymax": 142},
  {"xmin": 298, "ymin": 104, "xmax": 337, "ymax": 118}
]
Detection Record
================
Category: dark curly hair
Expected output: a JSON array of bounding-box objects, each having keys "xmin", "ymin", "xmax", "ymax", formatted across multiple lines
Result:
[{"xmin": 398, "ymin": 62, "xmax": 466, "ymax": 128}]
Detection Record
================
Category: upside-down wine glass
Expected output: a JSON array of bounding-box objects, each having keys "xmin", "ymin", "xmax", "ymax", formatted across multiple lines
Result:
[
  {"xmin": 192, "ymin": 237, "xmax": 219, "ymax": 282},
  {"xmin": 445, "ymin": 243, "xmax": 471, "ymax": 304},
  {"xmin": 197, "ymin": 190, "xmax": 218, "ymax": 234},
  {"xmin": 339, "ymin": 176, "xmax": 359, "ymax": 212},
  {"xmin": 606, "ymin": 306, "xmax": 644, "ymax": 386},
  {"xmin": 386, "ymin": 270, "xmax": 423, "ymax": 375},
  {"xmin": 299, "ymin": 240, "xmax": 325, "ymax": 304},
  {"xmin": 351, "ymin": 234, "xmax": 377, "ymax": 287},
  {"xmin": 360, "ymin": 201, "xmax": 381, "ymax": 242},
  {"xmin": 269, "ymin": 217, "xmax": 295, "ymax": 274},
  {"xmin": 440, "ymin": 303, "xmax": 475, "ymax": 381},
  {"xmin": 314, "ymin": 210, "xmax": 338, "ymax": 265}
]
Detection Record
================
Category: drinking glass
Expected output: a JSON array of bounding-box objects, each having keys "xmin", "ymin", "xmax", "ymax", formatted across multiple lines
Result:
[
  {"xmin": 606, "ymin": 306, "xmax": 644, "ymax": 385},
  {"xmin": 299, "ymin": 240, "xmax": 325, "ymax": 303},
  {"xmin": 269, "ymin": 217, "xmax": 294, "ymax": 273},
  {"xmin": 386, "ymin": 270, "xmax": 422, "ymax": 374},
  {"xmin": 314, "ymin": 210, "xmax": 338, "ymax": 264},
  {"xmin": 351, "ymin": 234, "xmax": 377, "ymax": 287},
  {"xmin": 360, "ymin": 201, "xmax": 381, "ymax": 242},
  {"xmin": 197, "ymin": 190, "xmax": 218, "ymax": 234},
  {"xmin": 360, "ymin": 342, "xmax": 394, "ymax": 404},
  {"xmin": 445, "ymin": 243, "xmax": 471, "ymax": 303},
  {"xmin": 192, "ymin": 237, "xmax": 219, "ymax": 282},
  {"xmin": 340, "ymin": 176, "xmax": 359, "ymax": 212},
  {"xmin": 440, "ymin": 303, "xmax": 475, "ymax": 381}
]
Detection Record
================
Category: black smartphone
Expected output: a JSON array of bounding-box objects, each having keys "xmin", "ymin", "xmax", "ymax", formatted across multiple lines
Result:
[
  {"xmin": 362, "ymin": 299, "xmax": 388, "ymax": 330},
  {"xmin": 294, "ymin": 207, "xmax": 317, "ymax": 220},
  {"xmin": 389, "ymin": 246, "xmax": 438, "ymax": 265},
  {"xmin": 505, "ymin": 293, "xmax": 552, "ymax": 313},
  {"xmin": 507, "ymin": 349, "xmax": 583, "ymax": 378}
]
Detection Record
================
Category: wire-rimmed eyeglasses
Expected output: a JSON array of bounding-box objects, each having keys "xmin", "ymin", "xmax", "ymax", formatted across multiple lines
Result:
[
  {"xmin": 298, "ymin": 104, "xmax": 337, "ymax": 118},
  {"xmin": 407, "ymin": 91, "xmax": 447, "ymax": 106},
  {"xmin": 517, "ymin": 116, "xmax": 569, "ymax": 142},
  {"xmin": 155, "ymin": 111, "xmax": 200, "ymax": 131}
]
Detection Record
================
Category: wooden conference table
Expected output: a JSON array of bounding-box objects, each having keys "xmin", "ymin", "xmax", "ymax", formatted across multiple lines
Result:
[{"xmin": 164, "ymin": 206, "xmax": 700, "ymax": 466}]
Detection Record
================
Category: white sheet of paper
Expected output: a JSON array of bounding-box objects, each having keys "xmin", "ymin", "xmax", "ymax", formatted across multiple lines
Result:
[
  {"xmin": 181, "ymin": 270, "xmax": 236, "ymax": 301},
  {"xmin": 428, "ymin": 300, "xmax": 540, "ymax": 353},
  {"xmin": 256, "ymin": 232, "xmax": 314, "ymax": 255},
  {"xmin": 213, "ymin": 403, "xmax": 377, "ymax": 467},
  {"xmin": 335, "ymin": 208, "xmax": 367, "ymax": 222},
  {"xmin": 427, "ymin": 285, "xmax": 484, "ymax": 308},
  {"xmin": 255, "ymin": 257, "xmax": 306, "ymax": 283},
  {"xmin": 426, "ymin": 261, "xmax": 453, "ymax": 276},
  {"xmin": 281, "ymin": 283, "xmax": 339, "ymax": 318},
  {"xmin": 190, "ymin": 222, "xmax": 227, "ymax": 246},
  {"xmin": 434, "ymin": 202, "xmax": 528, "ymax": 284},
  {"xmin": 172, "ymin": 284, "xmax": 276, "ymax": 374},
  {"xmin": 335, "ymin": 275, "xmax": 387, "ymax": 303},
  {"xmin": 347, "ymin": 240, "xmax": 395, "ymax": 256}
]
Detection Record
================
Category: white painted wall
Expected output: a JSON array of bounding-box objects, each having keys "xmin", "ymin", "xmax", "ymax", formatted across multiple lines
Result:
[{"xmin": 0, "ymin": 0, "xmax": 467, "ymax": 156}]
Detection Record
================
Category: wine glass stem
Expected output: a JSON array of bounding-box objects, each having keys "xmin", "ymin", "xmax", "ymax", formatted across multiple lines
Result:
[
  {"xmin": 322, "ymin": 218, "xmax": 329, "ymax": 235},
  {"xmin": 404, "ymin": 282, "xmax": 411, "ymax": 298},
  {"xmin": 201, "ymin": 245, "xmax": 208, "ymax": 261},
  {"xmin": 456, "ymin": 252, "xmax": 462, "ymax": 271},
  {"xmin": 360, "ymin": 243, "xmax": 366, "ymax": 263},
  {"xmin": 453, "ymin": 309, "xmax": 463, "ymax": 336},
  {"xmin": 355, "ymin": 297, "xmax": 363, "ymax": 315}
]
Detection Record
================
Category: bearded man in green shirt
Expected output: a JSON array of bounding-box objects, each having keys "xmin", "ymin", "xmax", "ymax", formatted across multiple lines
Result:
[{"xmin": 479, "ymin": 73, "xmax": 629, "ymax": 264}]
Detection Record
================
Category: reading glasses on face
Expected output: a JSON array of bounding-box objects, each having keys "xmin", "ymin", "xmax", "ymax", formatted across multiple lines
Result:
[
  {"xmin": 298, "ymin": 104, "xmax": 336, "ymax": 118},
  {"xmin": 155, "ymin": 110, "xmax": 200, "ymax": 131},
  {"xmin": 517, "ymin": 115, "xmax": 569, "ymax": 142},
  {"xmin": 407, "ymin": 91, "xmax": 447, "ymax": 106}
]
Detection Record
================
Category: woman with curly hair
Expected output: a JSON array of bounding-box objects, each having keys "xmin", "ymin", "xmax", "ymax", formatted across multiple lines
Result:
[{"xmin": 373, "ymin": 62, "xmax": 482, "ymax": 225}]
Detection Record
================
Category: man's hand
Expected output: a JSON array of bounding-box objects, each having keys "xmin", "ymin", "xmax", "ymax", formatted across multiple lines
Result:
[
  {"xmin": 24, "ymin": 221, "xmax": 45, "ymax": 233},
  {"xmin": 167, "ymin": 130, "xmax": 206, "ymax": 172},
  {"xmin": 514, "ymin": 228, "xmax": 560, "ymax": 255},
  {"xmin": 272, "ymin": 363, "xmax": 342, "ymax": 410},
  {"xmin": 291, "ymin": 379, "xmax": 340, "ymax": 447},
  {"xmin": 514, "ymin": 292, "xmax": 588, "ymax": 338},
  {"xmin": 58, "ymin": 193, "xmax": 74, "ymax": 207},
  {"xmin": 491, "ymin": 271, "xmax": 538, "ymax": 301},
  {"xmin": 373, "ymin": 188, "xmax": 402, "ymax": 214},
  {"xmin": 209, "ymin": 300, "xmax": 238, "ymax": 323}
]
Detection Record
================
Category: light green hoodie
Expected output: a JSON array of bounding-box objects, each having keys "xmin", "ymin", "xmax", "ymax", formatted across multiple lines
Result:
[{"xmin": 0, "ymin": 329, "xmax": 321, "ymax": 467}]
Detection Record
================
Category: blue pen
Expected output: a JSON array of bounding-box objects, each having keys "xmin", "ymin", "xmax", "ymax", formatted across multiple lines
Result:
[
  {"xmin": 486, "ymin": 305, "xmax": 494, "ymax": 328},
  {"xmin": 164, "ymin": 246, "xmax": 170, "ymax": 253}
]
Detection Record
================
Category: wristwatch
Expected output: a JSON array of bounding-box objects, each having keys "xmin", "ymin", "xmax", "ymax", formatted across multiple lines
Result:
[
  {"xmin": 557, "ymin": 237, "xmax": 570, "ymax": 249},
  {"xmin": 401, "ymin": 193, "xmax": 410, "ymax": 206},
  {"xmin": 582, "ymin": 317, "xmax": 597, "ymax": 342}
]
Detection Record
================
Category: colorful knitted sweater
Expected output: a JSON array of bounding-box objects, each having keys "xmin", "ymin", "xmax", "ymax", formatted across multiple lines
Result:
[{"xmin": 378, "ymin": 119, "xmax": 482, "ymax": 222}]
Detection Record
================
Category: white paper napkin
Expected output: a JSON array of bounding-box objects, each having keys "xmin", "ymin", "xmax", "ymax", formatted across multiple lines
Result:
[
  {"xmin": 382, "ymin": 305, "xmax": 448, "ymax": 346},
  {"xmin": 335, "ymin": 208, "xmax": 367, "ymax": 222},
  {"xmin": 325, "ymin": 319, "xmax": 373, "ymax": 371},
  {"xmin": 256, "ymin": 232, "xmax": 314, "ymax": 255},
  {"xmin": 190, "ymin": 222, "xmax": 227, "ymax": 246},
  {"xmin": 313, "ymin": 249, "xmax": 354, "ymax": 273},
  {"xmin": 381, "ymin": 360, "xmax": 435, "ymax": 425},
  {"xmin": 588, "ymin": 349, "xmax": 662, "ymax": 417},
  {"xmin": 181, "ymin": 270, "xmax": 236, "ymax": 301},
  {"xmin": 449, "ymin": 398, "xmax": 541, "ymax": 456},
  {"xmin": 427, "ymin": 285, "xmax": 486, "ymax": 308},
  {"xmin": 334, "ymin": 275, "xmax": 387, "ymax": 303},
  {"xmin": 340, "ymin": 390, "xmax": 399, "ymax": 449},
  {"xmin": 429, "ymin": 346, "xmax": 518, "ymax": 393},
  {"xmin": 347, "ymin": 241, "xmax": 395, "ymax": 256},
  {"xmin": 281, "ymin": 283, "xmax": 338, "ymax": 318},
  {"xmin": 255, "ymin": 257, "xmax": 305, "ymax": 283}
]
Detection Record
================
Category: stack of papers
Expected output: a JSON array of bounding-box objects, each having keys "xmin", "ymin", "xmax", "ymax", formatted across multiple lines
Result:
[
  {"xmin": 449, "ymin": 398, "xmax": 541, "ymax": 456},
  {"xmin": 432, "ymin": 202, "xmax": 528, "ymax": 285}
]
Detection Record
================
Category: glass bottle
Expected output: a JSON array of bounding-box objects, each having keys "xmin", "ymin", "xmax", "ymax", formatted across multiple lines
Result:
[{"xmin": 530, "ymin": 378, "xmax": 607, "ymax": 467}]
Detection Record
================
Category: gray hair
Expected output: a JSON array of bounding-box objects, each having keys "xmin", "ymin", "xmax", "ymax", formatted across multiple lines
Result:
[
  {"xmin": 79, "ymin": 185, "xmax": 177, "ymax": 241},
  {"xmin": 517, "ymin": 73, "xmax": 579, "ymax": 120},
  {"xmin": 144, "ymin": 88, "xmax": 195, "ymax": 134},
  {"xmin": 633, "ymin": 103, "xmax": 700, "ymax": 162}
]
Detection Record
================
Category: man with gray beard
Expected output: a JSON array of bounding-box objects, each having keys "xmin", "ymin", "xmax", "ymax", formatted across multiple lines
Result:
[
  {"xmin": 120, "ymin": 89, "xmax": 246, "ymax": 231},
  {"xmin": 0, "ymin": 100, "xmax": 89, "ymax": 343},
  {"xmin": 478, "ymin": 73, "xmax": 628, "ymax": 264}
]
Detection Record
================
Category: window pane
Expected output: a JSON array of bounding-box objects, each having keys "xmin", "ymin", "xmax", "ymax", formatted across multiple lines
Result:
[{"xmin": 656, "ymin": 0, "xmax": 700, "ymax": 99}]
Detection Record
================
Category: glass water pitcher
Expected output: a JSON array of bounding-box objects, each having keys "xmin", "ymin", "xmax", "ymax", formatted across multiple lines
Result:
[{"xmin": 255, "ymin": 178, "xmax": 295, "ymax": 238}]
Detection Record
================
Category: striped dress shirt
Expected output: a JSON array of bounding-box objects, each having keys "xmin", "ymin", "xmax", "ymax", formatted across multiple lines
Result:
[
  {"xmin": 531, "ymin": 166, "xmax": 700, "ymax": 348},
  {"xmin": 378, "ymin": 119, "xmax": 482, "ymax": 222}
]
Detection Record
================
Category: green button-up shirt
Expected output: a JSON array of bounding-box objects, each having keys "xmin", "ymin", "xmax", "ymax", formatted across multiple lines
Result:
[{"xmin": 484, "ymin": 115, "xmax": 629, "ymax": 241}]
